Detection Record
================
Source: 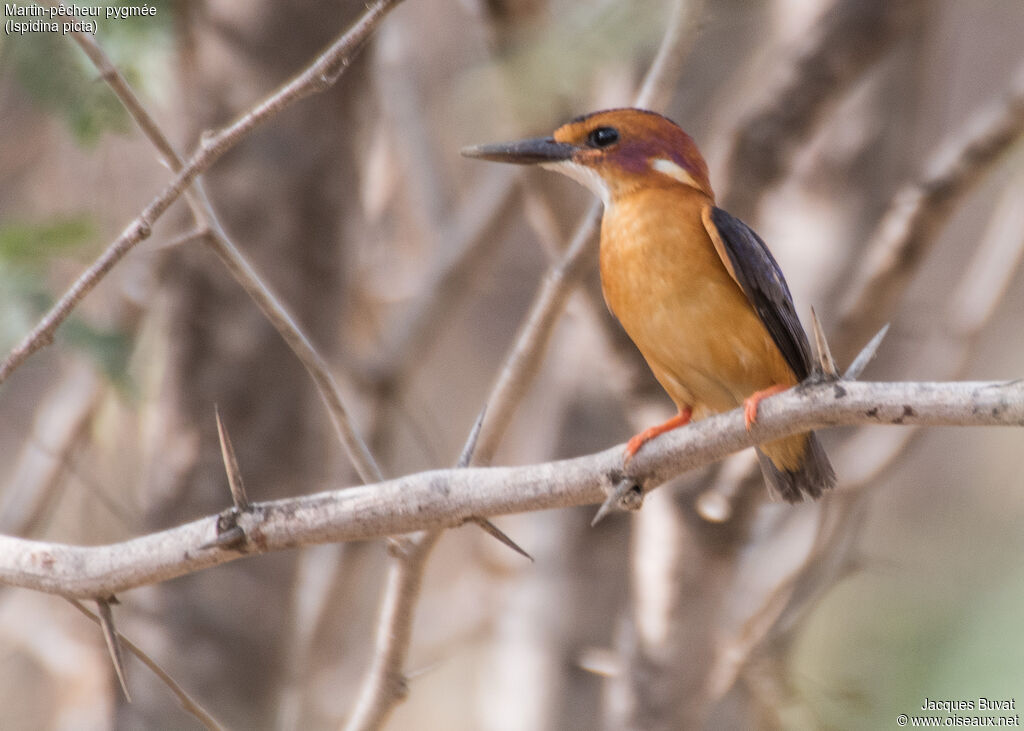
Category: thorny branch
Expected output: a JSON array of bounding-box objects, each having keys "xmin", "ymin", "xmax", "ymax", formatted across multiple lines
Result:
[
  {"xmin": 0, "ymin": 379, "xmax": 1020, "ymax": 599},
  {"xmin": 65, "ymin": 4, "xmax": 510, "ymax": 727}
]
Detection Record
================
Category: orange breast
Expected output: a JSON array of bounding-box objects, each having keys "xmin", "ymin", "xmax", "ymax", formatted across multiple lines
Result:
[{"xmin": 599, "ymin": 186, "xmax": 796, "ymax": 419}]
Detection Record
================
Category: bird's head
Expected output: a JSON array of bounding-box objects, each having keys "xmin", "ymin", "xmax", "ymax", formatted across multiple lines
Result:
[{"xmin": 462, "ymin": 108, "xmax": 713, "ymax": 205}]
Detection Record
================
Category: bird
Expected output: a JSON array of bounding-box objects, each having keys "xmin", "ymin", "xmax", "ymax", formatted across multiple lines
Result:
[{"xmin": 462, "ymin": 108, "xmax": 834, "ymax": 501}]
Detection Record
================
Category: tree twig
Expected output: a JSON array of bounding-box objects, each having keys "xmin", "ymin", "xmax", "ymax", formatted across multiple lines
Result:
[
  {"xmin": 471, "ymin": 205, "xmax": 602, "ymax": 464},
  {"xmin": 343, "ymin": 531, "xmax": 440, "ymax": 731},
  {"xmin": 202, "ymin": 216, "xmax": 385, "ymax": 483},
  {"xmin": 633, "ymin": 0, "xmax": 705, "ymax": 111}
]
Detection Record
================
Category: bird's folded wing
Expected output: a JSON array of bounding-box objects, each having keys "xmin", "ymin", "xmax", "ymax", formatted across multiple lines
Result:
[{"xmin": 701, "ymin": 205, "xmax": 812, "ymax": 380}]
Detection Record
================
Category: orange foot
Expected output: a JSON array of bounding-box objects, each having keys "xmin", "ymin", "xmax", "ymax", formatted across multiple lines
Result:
[
  {"xmin": 743, "ymin": 384, "xmax": 789, "ymax": 430},
  {"xmin": 624, "ymin": 407, "xmax": 693, "ymax": 460}
]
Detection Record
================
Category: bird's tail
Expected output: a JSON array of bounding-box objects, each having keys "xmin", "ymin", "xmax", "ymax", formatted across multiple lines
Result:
[{"xmin": 756, "ymin": 432, "xmax": 835, "ymax": 502}]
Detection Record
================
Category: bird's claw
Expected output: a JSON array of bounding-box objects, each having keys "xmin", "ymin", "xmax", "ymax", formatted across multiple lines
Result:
[{"xmin": 742, "ymin": 385, "xmax": 788, "ymax": 430}]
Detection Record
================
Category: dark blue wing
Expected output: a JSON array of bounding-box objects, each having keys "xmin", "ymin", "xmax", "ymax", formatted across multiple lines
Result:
[{"xmin": 704, "ymin": 206, "xmax": 812, "ymax": 381}]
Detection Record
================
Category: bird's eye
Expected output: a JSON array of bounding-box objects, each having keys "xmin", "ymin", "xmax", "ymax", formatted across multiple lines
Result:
[{"xmin": 586, "ymin": 126, "xmax": 619, "ymax": 148}]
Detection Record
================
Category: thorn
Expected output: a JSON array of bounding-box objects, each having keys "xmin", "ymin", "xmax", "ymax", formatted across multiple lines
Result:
[
  {"xmin": 215, "ymin": 406, "xmax": 250, "ymax": 511},
  {"xmin": 457, "ymin": 405, "xmax": 487, "ymax": 468},
  {"xmin": 454, "ymin": 406, "xmax": 532, "ymax": 557},
  {"xmin": 473, "ymin": 518, "xmax": 533, "ymax": 561},
  {"xmin": 810, "ymin": 306, "xmax": 838, "ymax": 379},
  {"xmin": 96, "ymin": 597, "xmax": 131, "ymax": 702},
  {"xmin": 844, "ymin": 323, "xmax": 890, "ymax": 380},
  {"xmin": 591, "ymin": 478, "xmax": 643, "ymax": 527}
]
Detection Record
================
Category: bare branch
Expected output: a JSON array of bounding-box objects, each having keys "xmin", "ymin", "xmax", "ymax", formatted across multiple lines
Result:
[
  {"xmin": 65, "ymin": 17, "xmax": 388, "ymax": 484},
  {"xmin": 203, "ymin": 219, "xmax": 385, "ymax": 484},
  {"xmin": 343, "ymin": 531, "xmax": 440, "ymax": 731},
  {"xmin": 344, "ymin": 347, "xmax": 507, "ymax": 729},
  {"xmin": 633, "ymin": 0, "xmax": 705, "ymax": 111},
  {"xmin": 0, "ymin": 379, "xmax": 1018, "ymax": 599},
  {"xmin": 68, "ymin": 29, "xmax": 182, "ymax": 175},
  {"xmin": 0, "ymin": 0, "xmax": 405, "ymax": 388},
  {"xmin": 471, "ymin": 205, "xmax": 601, "ymax": 464}
]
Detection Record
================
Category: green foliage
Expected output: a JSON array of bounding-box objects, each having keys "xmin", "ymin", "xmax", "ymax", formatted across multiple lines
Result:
[
  {"xmin": 62, "ymin": 316, "xmax": 134, "ymax": 387},
  {"xmin": 7, "ymin": 31, "xmax": 129, "ymax": 144},
  {"xmin": 0, "ymin": 216, "xmax": 96, "ymax": 268},
  {"xmin": 0, "ymin": 216, "xmax": 133, "ymax": 385},
  {"xmin": 3, "ymin": 2, "xmax": 173, "ymax": 144}
]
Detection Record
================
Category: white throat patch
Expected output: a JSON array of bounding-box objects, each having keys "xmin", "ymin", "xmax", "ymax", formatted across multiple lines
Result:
[
  {"xmin": 650, "ymin": 157, "xmax": 701, "ymax": 191},
  {"xmin": 541, "ymin": 160, "xmax": 612, "ymax": 208}
]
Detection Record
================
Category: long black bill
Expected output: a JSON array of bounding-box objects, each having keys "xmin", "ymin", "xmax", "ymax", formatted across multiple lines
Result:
[{"xmin": 460, "ymin": 136, "xmax": 576, "ymax": 165}]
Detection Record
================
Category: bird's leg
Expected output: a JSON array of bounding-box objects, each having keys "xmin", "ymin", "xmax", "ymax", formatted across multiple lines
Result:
[
  {"xmin": 624, "ymin": 406, "xmax": 693, "ymax": 459},
  {"xmin": 743, "ymin": 384, "xmax": 789, "ymax": 429}
]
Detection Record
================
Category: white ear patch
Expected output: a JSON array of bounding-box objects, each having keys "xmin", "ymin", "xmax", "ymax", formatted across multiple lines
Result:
[
  {"xmin": 540, "ymin": 160, "xmax": 612, "ymax": 207},
  {"xmin": 650, "ymin": 157, "xmax": 700, "ymax": 190}
]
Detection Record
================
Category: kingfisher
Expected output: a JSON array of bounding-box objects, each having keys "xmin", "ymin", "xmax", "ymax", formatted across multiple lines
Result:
[{"xmin": 462, "ymin": 108, "xmax": 834, "ymax": 501}]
